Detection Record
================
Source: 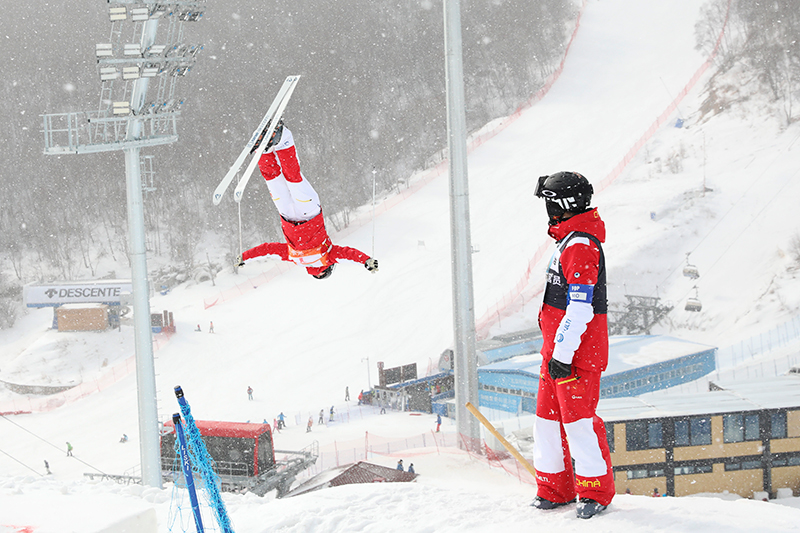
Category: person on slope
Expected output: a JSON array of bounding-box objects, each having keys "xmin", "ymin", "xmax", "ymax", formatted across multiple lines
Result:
[
  {"xmin": 237, "ymin": 119, "xmax": 378, "ymax": 279},
  {"xmin": 529, "ymin": 171, "xmax": 615, "ymax": 520}
]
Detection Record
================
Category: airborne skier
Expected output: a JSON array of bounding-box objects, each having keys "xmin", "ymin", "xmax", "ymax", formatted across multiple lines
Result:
[{"xmin": 237, "ymin": 121, "xmax": 378, "ymax": 279}]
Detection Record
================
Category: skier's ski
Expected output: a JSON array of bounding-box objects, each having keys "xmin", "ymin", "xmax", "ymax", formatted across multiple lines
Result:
[
  {"xmin": 233, "ymin": 76, "xmax": 300, "ymax": 203},
  {"xmin": 212, "ymin": 75, "xmax": 300, "ymax": 205}
]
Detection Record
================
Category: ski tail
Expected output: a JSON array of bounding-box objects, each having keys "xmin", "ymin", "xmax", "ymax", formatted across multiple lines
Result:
[
  {"xmin": 233, "ymin": 76, "xmax": 300, "ymax": 203},
  {"xmin": 212, "ymin": 75, "xmax": 300, "ymax": 205}
]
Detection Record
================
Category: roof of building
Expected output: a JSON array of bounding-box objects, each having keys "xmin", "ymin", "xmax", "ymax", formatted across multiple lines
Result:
[
  {"xmin": 597, "ymin": 375, "xmax": 800, "ymax": 421},
  {"xmin": 478, "ymin": 335, "xmax": 717, "ymax": 379}
]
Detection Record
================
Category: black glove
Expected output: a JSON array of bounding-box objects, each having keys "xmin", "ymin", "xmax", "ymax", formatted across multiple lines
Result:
[
  {"xmin": 236, "ymin": 254, "xmax": 245, "ymax": 267},
  {"xmin": 548, "ymin": 358, "xmax": 572, "ymax": 380},
  {"xmin": 365, "ymin": 258, "xmax": 378, "ymax": 272}
]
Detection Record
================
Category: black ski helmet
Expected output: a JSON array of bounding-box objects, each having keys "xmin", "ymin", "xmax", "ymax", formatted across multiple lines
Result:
[
  {"xmin": 535, "ymin": 171, "xmax": 594, "ymax": 225},
  {"xmin": 312, "ymin": 264, "xmax": 335, "ymax": 280}
]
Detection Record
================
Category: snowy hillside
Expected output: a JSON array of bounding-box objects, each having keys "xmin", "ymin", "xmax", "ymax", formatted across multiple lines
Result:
[{"xmin": 2, "ymin": 0, "xmax": 800, "ymax": 531}]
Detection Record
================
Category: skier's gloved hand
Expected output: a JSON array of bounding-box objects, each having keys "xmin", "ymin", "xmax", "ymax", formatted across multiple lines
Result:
[
  {"xmin": 548, "ymin": 358, "xmax": 572, "ymax": 381},
  {"xmin": 237, "ymin": 254, "xmax": 245, "ymax": 267},
  {"xmin": 365, "ymin": 258, "xmax": 379, "ymax": 272}
]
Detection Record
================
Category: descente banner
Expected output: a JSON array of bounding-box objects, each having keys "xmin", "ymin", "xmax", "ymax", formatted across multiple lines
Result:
[{"xmin": 24, "ymin": 280, "xmax": 132, "ymax": 307}]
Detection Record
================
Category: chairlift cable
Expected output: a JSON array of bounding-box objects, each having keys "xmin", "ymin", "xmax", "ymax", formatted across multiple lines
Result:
[
  {"xmin": 0, "ymin": 414, "xmax": 107, "ymax": 475},
  {"xmin": 0, "ymin": 446, "xmax": 43, "ymax": 476},
  {"xmin": 651, "ymin": 131, "xmax": 800, "ymax": 302}
]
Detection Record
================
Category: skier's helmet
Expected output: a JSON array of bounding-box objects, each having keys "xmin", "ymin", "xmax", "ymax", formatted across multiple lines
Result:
[
  {"xmin": 312, "ymin": 264, "xmax": 335, "ymax": 280},
  {"xmin": 266, "ymin": 118, "xmax": 284, "ymax": 149},
  {"xmin": 534, "ymin": 171, "xmax": 593, "ymax": 226}
]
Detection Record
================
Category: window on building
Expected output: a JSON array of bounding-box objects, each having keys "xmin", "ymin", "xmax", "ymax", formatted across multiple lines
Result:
[
  {"xmin": 648, "ymin": 421, "xmax": 663, "ymax": 448},
  {"xmin": 690, "ymin": 417, "xmax": 712, "ymax": 445},
  {"xmin": 725, "ymin": 460, "xmax": 762, "ymax": 471},
  {"xmin": 771, "ymin": 411, "xmax": 787, "ymax": 439},
  {"xmin": 723, "ymin": 413, "xmax": 760, "ymax": 443},
  {"xmin": 626, "ymin": 468, "xmax": 664, "ymax": 479},
  {"xmin": 674, "ymin": 417, "xmax": 711, "ymax": 446},
  {"xmin": 626, "ymin": 420, "xmax": 663, "ymax": 451},
  {"xmin": 606, "ymin": 423, "xmax": 615, "ymax": 453},
  {"xmin": 674, "ymin": 464, "xmax": 713, "ymax": 475}
]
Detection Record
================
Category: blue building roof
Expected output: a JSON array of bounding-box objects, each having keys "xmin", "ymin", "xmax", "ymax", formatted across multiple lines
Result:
[{"xmin": 474, "ymin": 335, "xmax": 718, "ymax": 413}]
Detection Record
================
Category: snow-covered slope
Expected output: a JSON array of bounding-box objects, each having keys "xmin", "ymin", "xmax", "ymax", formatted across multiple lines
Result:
[{"xmin": 2, "ymin": 0, "xmax": 800, "ymax": 531}]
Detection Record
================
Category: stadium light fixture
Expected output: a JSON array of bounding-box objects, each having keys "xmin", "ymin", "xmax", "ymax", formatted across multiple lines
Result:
[
  {"xmin": 96, "ymin": 43, "xmax": 113, "ymax": 58},
  {"xmin": 108, "ymin": 6, "xmax": 126, "ymax": 21},
  {"xmin": 122, "ymin": 66, "xmax": 141, "ymax": 80},
  {"xmin": 99, "ymin": 67, "xmax": 119, "ymax": 81},
  {"xmin": 130, "ymin": 7, "xmax": 149, "ymax": 21},
  {"xmin": 112, "ymin": 101, "xmax": 131, "ymax": 115},
  {"xmin": 124, "ymin": 44, "xmax": 142, "ymax": 57},
  {"xmin": 145, "ymin": 44, "xmax": 166, "ymax": 57},
  {"xmin": 141, "ymin": 64, "xmax": 161, "ymax": 78}
]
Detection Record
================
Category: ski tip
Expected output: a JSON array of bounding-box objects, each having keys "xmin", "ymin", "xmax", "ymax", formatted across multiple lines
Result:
[
  {"xmin": 172, "ymin": 413, "xmax": 181, "ymax": 424},
  {"xmin": 174, "ymin": 385, "xmax": 184, "ymax": 398}
]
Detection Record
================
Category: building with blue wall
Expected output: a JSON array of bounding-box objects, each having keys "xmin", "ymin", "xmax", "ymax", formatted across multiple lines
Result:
[{"xmin": 475, "ymin": 335, "xmax": 717, "ymax": 415}]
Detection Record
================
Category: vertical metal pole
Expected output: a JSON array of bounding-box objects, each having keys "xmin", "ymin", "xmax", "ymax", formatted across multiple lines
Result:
[
  {"xmin": 126, "ymin": 18, "xmax": 162, "ymax": 489},
  {"xmin": 443, "ymin": 0, "xmax": 480, "ymax": 449},
  {"xmin": 125, "ymin": 145, "xmax": 161, "ymax": 488}
]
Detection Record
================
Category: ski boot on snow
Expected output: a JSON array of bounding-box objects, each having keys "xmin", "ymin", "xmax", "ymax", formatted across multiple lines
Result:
[
  {"xmin": 576, "ymin": 498, "xmax": 607, "ymax": 519},
  {"xmin": 530, "ymin": 496, "xmax": 576, "ymax": 510}
]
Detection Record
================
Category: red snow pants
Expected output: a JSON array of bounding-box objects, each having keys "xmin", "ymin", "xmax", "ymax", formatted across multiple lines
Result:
[{"xmin": 533, "ymin": 364, "xmax": 615, "ymax": 506}]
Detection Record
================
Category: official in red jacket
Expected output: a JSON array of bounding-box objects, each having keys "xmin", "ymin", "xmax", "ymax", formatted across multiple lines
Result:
[
  {"xmin": 530, "ymin": 171, "xmax": 614, "ymax": 520},
  {"xmin": 238, "ymin": 121, "xmax": 378, "ymax": 279}
]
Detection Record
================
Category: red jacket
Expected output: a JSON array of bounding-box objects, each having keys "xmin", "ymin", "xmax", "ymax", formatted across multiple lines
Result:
[
  {"xmin": 242, "ymin": 211, "xmax": 370, "ymax": 276},
  {"xmin": 539, "ymin": 209, "xmax": 609, "ymax": 373}
]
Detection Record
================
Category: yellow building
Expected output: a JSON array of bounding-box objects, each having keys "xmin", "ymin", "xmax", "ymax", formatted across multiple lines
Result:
[{"xmin": 598, "ymin": 375, "xmax": 800, "ymax": 499}]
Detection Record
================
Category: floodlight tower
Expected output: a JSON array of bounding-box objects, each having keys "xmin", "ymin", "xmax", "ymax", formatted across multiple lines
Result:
[{"xmin": 42, "ymin": 1, "xmax": 206, "ymax": 488}]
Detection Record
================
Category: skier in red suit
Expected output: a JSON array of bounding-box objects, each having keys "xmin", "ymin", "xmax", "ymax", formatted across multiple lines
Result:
[
  {"xmin": 237, "ymin": 120, "xmax": 378, "ymax": 279},
  {"xmin": 530, "ymin": 171, "xmax": 614, "ymax": 519}
]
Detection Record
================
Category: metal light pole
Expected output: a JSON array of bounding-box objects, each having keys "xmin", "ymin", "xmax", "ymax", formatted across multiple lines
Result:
[
  {"xmin": 443, "ymin": 0, "xmax": 480, "ymax": 448},
  {"xmin": 42, "ymin": 2, "xmax": 206, "ymax": 487}
]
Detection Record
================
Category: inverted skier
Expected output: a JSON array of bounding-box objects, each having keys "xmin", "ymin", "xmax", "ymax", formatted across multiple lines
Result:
[{"xmin": 237, "ymin": 120, "xmax": 378, "ymax": 279}]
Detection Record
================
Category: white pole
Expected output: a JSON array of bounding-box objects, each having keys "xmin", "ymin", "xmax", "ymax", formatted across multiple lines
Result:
[
  {"xmin": 125, "ymin": 18, "xmax": 162, "ymax": 489},
  {"xmin": 443, "ymin": 0, "xmax": 480, "ymax": 449}
]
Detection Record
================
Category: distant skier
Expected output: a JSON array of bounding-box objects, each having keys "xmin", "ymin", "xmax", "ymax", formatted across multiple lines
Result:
[
  {"xmin": 209, "ymin": 321, "xmax": 215, "ymax": 333},
  {"xmin": 44, "ymin": 460, "xmax": 51, "ymax": 475},
  {"xmin": 237, "ymin": 121, "xmax": 379, "ymax": 279},
  {"xmin": 396, "ymin": 459, "xmax": 404, "ymax": 471},
  {"xmin": 278, "ymin": 412, "xmax": 286, "ymax": 429},
  {"xmin": 408, "ymin": 463, "xmax": 415, "ymax": 474},
  {"xmin": 66, "ymin": 442, "xmax": 73, "ymax": 457},
  {"xmin": 307, "ymin": 416, "xmax": 313, "ymax": 432},
  {"xmin": 247, "ymin": 386, "xmax": 253, "ymax": 400},
  {"xmin": 329, "ymin": 405, "xmax": 335, "ymax": 422},
  {"xmin": 345, "ymin": 386, "xmax": 350, "ymax": 402},
  {"xmin": 318, "ymin": 409, "xmax": 324, "ymax": 425},
  {"xmin": 436, "ymin": 414, "xmax": 442, "ymax": 433}
]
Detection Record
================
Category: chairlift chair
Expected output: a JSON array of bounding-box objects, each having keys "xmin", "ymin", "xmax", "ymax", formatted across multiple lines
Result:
[
  {"xmin": 683, "ymin": 253, "xmax": 699, "ymax": 279},
  {"xmin": 685, "ymin": 285, "xmax": 702, "ymax": 312}
]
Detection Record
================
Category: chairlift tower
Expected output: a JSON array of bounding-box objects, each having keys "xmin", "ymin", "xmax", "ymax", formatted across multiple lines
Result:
[{"xmin": 41, "ymin": 1, "xmax": 206, "ymax": 488}]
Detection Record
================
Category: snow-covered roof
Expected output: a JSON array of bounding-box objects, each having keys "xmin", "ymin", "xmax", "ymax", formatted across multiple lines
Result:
[
  {"xmin": 478, "ymin": 335, "xmax": 717, "ymax": 378},
  {"xmin": 598, "ymin": 375, "xmax": 800, "ymax": 421}
]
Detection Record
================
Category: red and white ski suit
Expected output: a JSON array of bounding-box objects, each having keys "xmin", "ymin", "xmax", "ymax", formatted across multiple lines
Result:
[
  {"xmin": 241, "ymin": 128, "xmax": 370, "ymax": 276},
  {"xmin": 533, "ymin": 208, "xmax": 615, "ymax": 506}
]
